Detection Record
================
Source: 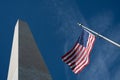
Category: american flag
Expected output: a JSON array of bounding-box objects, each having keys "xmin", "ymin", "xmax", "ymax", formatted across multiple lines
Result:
[{"xmin": 62, "ymin": 29, "xmax": 95, "ymax": 74}]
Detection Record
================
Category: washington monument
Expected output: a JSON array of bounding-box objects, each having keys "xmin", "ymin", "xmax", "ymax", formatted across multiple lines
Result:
[{"xmin": 7, "ymin": 20, "xmax": 52, "ymax": 80}]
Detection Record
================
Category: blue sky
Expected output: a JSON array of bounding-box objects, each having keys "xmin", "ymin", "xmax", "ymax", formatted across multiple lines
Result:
[{"xmin": 0, "ymin": 0, "xmax": 120, "ymax": 80}]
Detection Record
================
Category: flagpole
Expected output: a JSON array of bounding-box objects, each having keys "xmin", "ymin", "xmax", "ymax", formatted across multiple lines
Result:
[{"xmin": 77, "ymin": 23, "xmax": 120, "ymax": 48}]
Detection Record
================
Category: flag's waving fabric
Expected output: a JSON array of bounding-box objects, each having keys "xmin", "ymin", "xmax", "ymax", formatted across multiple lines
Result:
[{"xmin": 62, "ymin": 30, "xmax": 95, "ymax": 74}]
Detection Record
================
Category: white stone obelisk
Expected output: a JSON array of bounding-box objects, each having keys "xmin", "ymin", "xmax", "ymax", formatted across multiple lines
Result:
[{"xmin": 7, "ymin": 20, "xmax": 52, "ymax": 80}]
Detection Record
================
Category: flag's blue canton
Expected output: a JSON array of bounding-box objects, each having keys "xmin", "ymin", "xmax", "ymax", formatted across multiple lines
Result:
[{"xmin": 78, "ymin": 30, "xmax": 89, "ymax": 47}]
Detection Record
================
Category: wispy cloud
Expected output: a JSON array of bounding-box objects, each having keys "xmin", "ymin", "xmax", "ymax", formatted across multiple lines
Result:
[
  {"xmin": 51, "ymin": 0, "xmax": 87, "ymax": 79},
  {"xmin": 51, "ymin": 0, "xmax": 86, "ymax": 41}
]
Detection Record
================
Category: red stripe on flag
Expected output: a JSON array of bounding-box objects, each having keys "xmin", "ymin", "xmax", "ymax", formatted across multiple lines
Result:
[
  {"xmin": 70, "ymin": 47, "xmax": 86, "ymax": 68},
  {"xmin": 65, "ymin": 45, "xmax": 82, "ymax": 64},
  {"xmin": 68, "ymin": 46, "xmax": 85, "ymax": 66},
  {"xmin": 63, "ymin": 44, "xmax": 80, "ymax": 62},
  {"xmin": 62, "ymin": 43, "xmax": 79, "ymax": 61},
  {"xmin": 62, "ymin": 41, "xmax": 79, "ymax": 59}
]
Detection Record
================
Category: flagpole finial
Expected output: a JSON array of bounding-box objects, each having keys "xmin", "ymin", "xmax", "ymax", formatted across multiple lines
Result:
[{"xmin": 77, "ymin": 23, "xmax": 84, "ymax": 27}]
